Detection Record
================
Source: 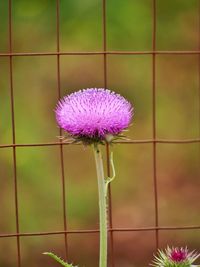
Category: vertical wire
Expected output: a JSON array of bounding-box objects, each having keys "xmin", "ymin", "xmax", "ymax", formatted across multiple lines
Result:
[
  {"xmin": 198, "ymin": 2, "xmax": 200, "ymax": 143},
  {"xmin": 152, "ymin": 0, "xmax": 159, "ymax": 249},
  {"xmin": 102, "ymin": 0, "xmax": 107, "ymax": 90},
  {"xmin": 8, "ymin": 0, "xmax": 21, "ymax": 266},
  {"xmin": 198, "ymin": 1, "xmax": 200, "ymax": 189},
  {"xmin": 102, "ymin": 0, "xmax": 115, "ymax": 266},
  {"xmin": 56, "ymin": 0, "xmax": 68, "ymax": 259}
]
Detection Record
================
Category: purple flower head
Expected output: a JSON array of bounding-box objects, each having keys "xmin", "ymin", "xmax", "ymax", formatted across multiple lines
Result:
[
  {"xmin": 55, "ymin": 88, "xmax": 133, "ymax": 143},
  {"xmin": 152, "ymin": 246, "xmax": 200, "ymax": 267},
  {"xmin": 169, "ymin": 248, "xmax": 187, "ymax": 262}
]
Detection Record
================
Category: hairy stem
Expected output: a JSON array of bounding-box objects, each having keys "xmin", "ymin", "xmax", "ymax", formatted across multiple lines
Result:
[{"xmin": 93, "ymin": 144, "xmax": 107, "ymax": 267}]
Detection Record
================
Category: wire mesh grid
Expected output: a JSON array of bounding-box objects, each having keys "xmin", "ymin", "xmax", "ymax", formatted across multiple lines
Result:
[{"xmin": 0, "ymin": 0, "xmax": 200, "ymax": 267}]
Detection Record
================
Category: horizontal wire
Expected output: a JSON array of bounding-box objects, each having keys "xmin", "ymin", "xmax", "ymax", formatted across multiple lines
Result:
[
  {"xmin": 1, "ymin": 51, "xmax": 200, "ymax": 57},
  {"xmin": 0, "ymin": 225, "xmax": 200, "ymax": 238},
  {"xmin": 0, "ymin": 139, "xmax": 200, "ymax": 149}
]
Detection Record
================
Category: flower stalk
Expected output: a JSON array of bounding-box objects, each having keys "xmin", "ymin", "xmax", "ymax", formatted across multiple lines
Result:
[
  {"xmin": 93, "ymin": 144, "xmax": 108, "ymax": 267},
  {"xmin": 44, "ymin": 88, "xmax": 132, "ymax": 267}
]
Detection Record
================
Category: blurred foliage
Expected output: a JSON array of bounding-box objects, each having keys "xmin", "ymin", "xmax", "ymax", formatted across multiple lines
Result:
[{"xmin": 0, "ymin": 0, "xmax": 200, "ymax": 267}]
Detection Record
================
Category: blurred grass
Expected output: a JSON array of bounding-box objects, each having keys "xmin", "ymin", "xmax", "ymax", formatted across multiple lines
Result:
[{"xmin": 0, "ymin": 0, "xmax": 200, "ymax": 267}]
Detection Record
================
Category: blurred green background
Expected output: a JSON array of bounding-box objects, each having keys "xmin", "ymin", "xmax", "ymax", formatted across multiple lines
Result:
[{"xmin": 0, "ymin": 0, "xmax": 200, "ymax": 267}]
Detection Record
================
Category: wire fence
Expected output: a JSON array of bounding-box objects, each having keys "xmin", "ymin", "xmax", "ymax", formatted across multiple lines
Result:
[{"xmin": 0, "ymin": 1, "xmax": 200, "ymax": 267}]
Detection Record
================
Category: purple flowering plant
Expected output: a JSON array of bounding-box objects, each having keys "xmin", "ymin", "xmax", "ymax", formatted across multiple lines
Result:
[
  {"xmin": 152, "ymin": 247, "xmax": 200, "ymax": 267},
  {"xmin": 44, "ymin": 88, "xmax": 133, "ymax": 267}
]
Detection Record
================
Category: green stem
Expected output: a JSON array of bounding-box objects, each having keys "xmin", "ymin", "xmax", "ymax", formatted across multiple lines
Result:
[{"xmin": 93, "ymin": 144, "xmax": 107, "ymax": 267}]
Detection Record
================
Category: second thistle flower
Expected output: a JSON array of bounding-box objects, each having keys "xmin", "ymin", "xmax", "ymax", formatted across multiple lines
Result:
[{"xmin": 152, "ymin": 247, "xmax": 200, "ymax": 267}]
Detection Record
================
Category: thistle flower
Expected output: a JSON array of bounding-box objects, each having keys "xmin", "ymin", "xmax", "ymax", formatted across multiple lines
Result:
[
  {"xmin": 45, "ymin": 88, "xmax": 133, "ymax": 267},
  {"xmin": 152, "ymin": 246, "xmax": 200, "ymax": 267},
  {"xmin": 55, "ymin": 88, "xmax": 133, "ymax": 144}
]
